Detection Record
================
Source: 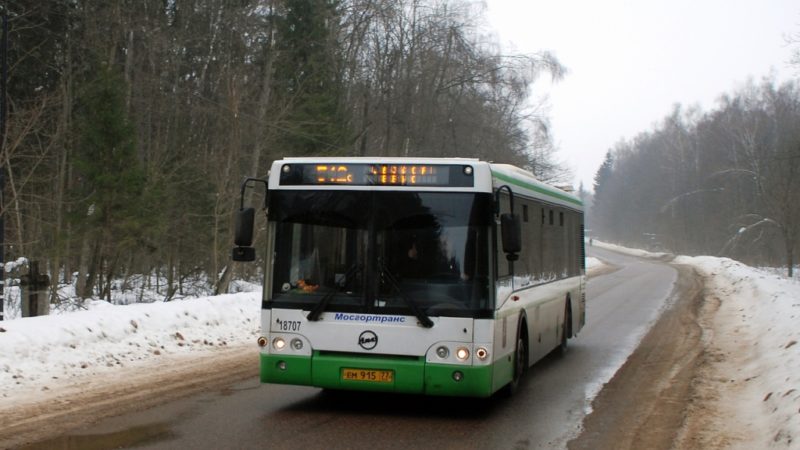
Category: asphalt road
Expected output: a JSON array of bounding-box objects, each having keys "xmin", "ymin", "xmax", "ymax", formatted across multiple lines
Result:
[{"xmin": 23, "ymin": 247, "xmax": 677, "ymax": 450}]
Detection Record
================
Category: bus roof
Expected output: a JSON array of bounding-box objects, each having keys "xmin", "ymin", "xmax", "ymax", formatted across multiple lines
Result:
[{"xmin": 489, "ymin": 164, "xmax": 583, "ymax": 210}]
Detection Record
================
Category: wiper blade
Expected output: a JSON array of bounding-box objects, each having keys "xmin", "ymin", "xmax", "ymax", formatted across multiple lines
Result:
[
  {"xmin": 379, "ymin": 261, "xmax": 434, "ymax": 328},
  {"xmin": 306, "ymin": 263, "xmax": 362, "ymax": 322}
]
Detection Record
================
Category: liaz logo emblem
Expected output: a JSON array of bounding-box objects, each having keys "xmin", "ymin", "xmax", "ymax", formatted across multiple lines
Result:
[{"xmin": 358, "ymin": 330, "xmax": 378, "ymax": 350}]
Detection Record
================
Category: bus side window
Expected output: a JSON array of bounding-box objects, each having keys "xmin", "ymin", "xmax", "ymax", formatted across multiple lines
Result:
[
  {"xmin": 496, "ymin": 194, "xmax": 511, "ymax": 278},
  {"xmin": 514, "ymin": 199, "xmax": 532, "ymax": 283}
]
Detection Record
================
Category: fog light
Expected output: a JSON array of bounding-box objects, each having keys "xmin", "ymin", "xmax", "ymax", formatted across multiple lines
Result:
[
  {"xmin": 273, "ymin": 337, "xmax": 286, "ymax": 351},
  {"xmin": 476, "ymin": 347, "xmax": 488, "ymax": 360},
  {"xmin": 277, "ymin": 360, "xmax": 286, "ymax": 370},
  {"xmin": 455, "ymin": 347, "xmax": 470, "ymax": 361},
  {"xmin": 257, "ymin": 337, "xmax": 268, "ymax": 347},
  {"xmin": 291, "ymin": 338, "xmax": 303, "ymax": 350},
  {"xmin": 452, "ymin": 371, "xmax": 464, "ymax": 382},
  {"xmin": 436, "ymin": 346, "xmax": 449, "ymax": 359}
]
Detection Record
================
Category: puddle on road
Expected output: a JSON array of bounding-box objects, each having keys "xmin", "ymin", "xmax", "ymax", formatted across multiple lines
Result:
[{"xmin": 19, "ymin": 422, "xmax": 176, "ymax": 450}]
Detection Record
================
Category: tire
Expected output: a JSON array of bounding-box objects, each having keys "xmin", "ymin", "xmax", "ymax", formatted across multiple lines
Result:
[
  {"xmin": 558, "ymin": 304, "xmax": 572, "ymax": 356},
  {"xmin": 503, "ymin": 321, "xmax": 528, "ymax": 397}
]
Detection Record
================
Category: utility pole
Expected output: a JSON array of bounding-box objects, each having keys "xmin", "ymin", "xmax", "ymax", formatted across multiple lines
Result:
[{"xmin": 0, "ymin": 4, "xmax": 8, "ymax": 321}]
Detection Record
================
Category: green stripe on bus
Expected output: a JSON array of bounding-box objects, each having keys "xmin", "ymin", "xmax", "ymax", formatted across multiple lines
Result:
[
  {"xmin": 261, "ymin": 354, "xmax": 312, "ymax": 385},
  {"xmin": 492, "ymin": 171, "xmax": 583, "ymax": 207},
  {"xmin": 260, "ymin": 352, "xmax": 496, "ymax": 397},
  {"xmin": 424, "ymin": 363, "xmax": 494, "ymax": 397}
]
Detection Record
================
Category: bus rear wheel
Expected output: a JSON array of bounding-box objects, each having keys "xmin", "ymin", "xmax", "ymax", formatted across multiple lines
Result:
[{"xmin": 558, "ymin": 303, "xmax": 572, "ymax": 356}]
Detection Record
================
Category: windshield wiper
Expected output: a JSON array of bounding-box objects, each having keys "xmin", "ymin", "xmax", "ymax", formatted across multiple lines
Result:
[
  {"xmin": 306, "ymin": 263, "xmax": 363, "ymax": 322},
  {"xmin": 378, "ymin": 260, "xmax": 434, "ymax": 328}
]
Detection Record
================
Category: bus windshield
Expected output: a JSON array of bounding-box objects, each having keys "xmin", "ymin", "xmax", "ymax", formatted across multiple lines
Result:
[{"xmin": 268, "ymin": 191, "xmax": 493, "ymax": 318}]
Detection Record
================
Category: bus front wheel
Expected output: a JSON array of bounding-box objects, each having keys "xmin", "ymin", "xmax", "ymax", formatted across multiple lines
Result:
[{"xmin": 503, "ymin": 321, "xmax": 528, "ymax": 397}]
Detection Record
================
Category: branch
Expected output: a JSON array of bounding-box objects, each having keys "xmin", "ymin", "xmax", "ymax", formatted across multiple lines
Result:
[
  {"xmin": 659, "ymin": 188, "xmax": 725, "ymax": 214},
  {"xmin": 719, "ymin": 216, "xmax": 780, "ymax": 256}
]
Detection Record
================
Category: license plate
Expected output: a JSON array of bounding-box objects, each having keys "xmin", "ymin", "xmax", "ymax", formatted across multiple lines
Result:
[{"xmin": 341, "ymin": 368, "xmax": 394, "ymax": 383}]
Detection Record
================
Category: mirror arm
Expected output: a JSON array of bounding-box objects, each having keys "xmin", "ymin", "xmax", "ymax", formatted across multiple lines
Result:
[{"xmin": 494, "ymin": 184, "xmax": 515, "ymax": 216}]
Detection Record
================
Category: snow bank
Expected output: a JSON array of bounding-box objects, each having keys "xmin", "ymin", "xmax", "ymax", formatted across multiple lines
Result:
[
  {"xmin": 673, "ymin": 255, "xmax": 800, "ymax": 448},
  {"xmin": 593, "ymin": 240, "xmax": 798, "ymax": 446},
  {"xmin": 592, "ymin": 241, "xmax": 669, "ymax": 259},
  {"xmin": 0, "ymin": 292, "xmax": 261, "ymax": 400}
]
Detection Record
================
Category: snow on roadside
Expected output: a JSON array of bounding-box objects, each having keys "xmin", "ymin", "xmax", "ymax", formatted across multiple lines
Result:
[
  {"xmin": 673, "ymin": 255, "xmax": 800, "ymax": 448},
  {"xmin": 592, "ymin": 240, "xmax": 669, "ymax": 259},
  {"xmin": 593, "ymin": 240, "xmax": 799, "ymax": 447},
  {"xmin": 585, "ymin": 256, "xmax": 602, "ymax": 270},
  {"xmin": 0, "ymin": 292, "xmax": 260, "ymax": 401}
]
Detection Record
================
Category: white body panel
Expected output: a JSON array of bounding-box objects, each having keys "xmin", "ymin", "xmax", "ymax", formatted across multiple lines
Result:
[{"xmin": 261, "ymin": 309, "xmax": 496, "ymax": 367}]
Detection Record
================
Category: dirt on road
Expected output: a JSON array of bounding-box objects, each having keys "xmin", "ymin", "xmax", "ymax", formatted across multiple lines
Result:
[
  {"xmin": 0, "ymin": 349, "xmax": 258, "ymax": 448},
  {"xmin": 569, "ymin": 262, "xmax": 736, "ymax": 450}
]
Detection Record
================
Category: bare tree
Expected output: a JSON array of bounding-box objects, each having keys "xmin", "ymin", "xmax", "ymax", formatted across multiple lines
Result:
[{"xmin": 591, "ymin": 78, "xmax": 800, "ymax": 276}]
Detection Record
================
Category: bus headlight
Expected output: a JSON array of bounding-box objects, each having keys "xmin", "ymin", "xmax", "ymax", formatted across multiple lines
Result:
[
  {"xmin": 273, "ymin": 337, "xmax": 286, "ymax": 351},
  {"xmin": 476, "ymin": 347, "xmax": 489, "ymax": 361},
  {"xmin": 455, "ymin": 347, "xmax": 470, "ymax": 361},
  {"xmin": 436, "ymin": 346, "xmax": 449, "ymax": 359},
  {"xmin": 257, "ymin": 336, "xmax": 268, "ymax": 347}
]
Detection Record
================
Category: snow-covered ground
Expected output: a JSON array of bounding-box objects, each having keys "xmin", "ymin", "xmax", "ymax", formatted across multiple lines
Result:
[
  {"xmin": 585, "ymin": 256, "xmax": 602, "ymax": 270},
  {"xmin": 0, "ymin": 290, "xmax": 261, "ymax": 401},
  {"xmin": 1, "ymin": 248, "xmax": 798, "ymax": 447}
]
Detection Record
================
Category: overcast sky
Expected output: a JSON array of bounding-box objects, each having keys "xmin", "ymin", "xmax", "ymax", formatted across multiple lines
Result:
[{"xmin": 484, "ymin": 0, "xmax": 799, "ymax": 190}]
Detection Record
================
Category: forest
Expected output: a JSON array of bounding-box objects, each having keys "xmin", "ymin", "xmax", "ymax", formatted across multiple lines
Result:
[
  {"xmin": 0, "ymin": 1, "xmax": 568, "ymax": 302},
  {"xmin": 590, "ymin": 78, "xmax": 800, "ymax": 276}
]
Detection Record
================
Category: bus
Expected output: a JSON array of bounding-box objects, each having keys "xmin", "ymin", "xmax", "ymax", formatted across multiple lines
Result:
[{"xmin": 233, "ymin": 157, "xmax": 585, "ymax": 397}]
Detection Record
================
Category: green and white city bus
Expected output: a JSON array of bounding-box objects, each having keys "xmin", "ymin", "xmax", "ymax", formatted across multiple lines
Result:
[{"xmin": 233, "ymin": 157, "xmax": 585, "ymax": 397}]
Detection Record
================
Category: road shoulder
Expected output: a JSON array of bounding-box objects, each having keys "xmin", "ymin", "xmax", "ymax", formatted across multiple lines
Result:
[
  {"xmin": 0, "ymin": 348, "xmax": 257, "ymax": 448},
  {"xmin": 568, "ymin": 264, "xmax": 705, "ymax": 449}
]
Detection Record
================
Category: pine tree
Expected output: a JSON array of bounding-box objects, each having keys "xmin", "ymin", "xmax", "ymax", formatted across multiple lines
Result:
[
  {"xmin": 272, "ymin": 0, "xmax": 350, "ymax": 155},
  {"xmin": 593, "ymin": 151, "xmax": 614, "ymax": 197},
  {"xmin": 72, "ymin": 65, "xmax": 145, "ymax": 297},
  {"xmin": 591, "ymin": 151, "xmax": 615, "ymax": 239}
]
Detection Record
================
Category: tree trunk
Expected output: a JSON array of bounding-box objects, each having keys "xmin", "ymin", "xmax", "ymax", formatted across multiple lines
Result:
[
  {"xmin": 165, "ymin": 250, "xmax": 176, "ymax": 301},
  {"xmin": 102, "ymin": 253, "xmax": 119, "ymax": 302},
  {"xmin": 215, "ymin": 264, "xmax": 232, "ymax": 296},
  {"xmin": 75, "ymin": 235, "xmax": 91, "ymax": 298},
  {"xmin": 83, "ymin": 241, "xmax": 101, "ymax": 299},
  {"xmin": 786, "ymin": 231, "xmax": 795, "ymax": 278}
]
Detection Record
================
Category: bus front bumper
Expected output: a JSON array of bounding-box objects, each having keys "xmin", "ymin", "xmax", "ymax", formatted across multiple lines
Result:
[{"xmin": 260, "ymin": 352, "xmax": 494, "ymax": 397}]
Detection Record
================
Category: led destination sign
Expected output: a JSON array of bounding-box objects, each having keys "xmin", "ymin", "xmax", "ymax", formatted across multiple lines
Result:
[
  {"xmin": 315, "ymin": 164, "xmax": 437, "ymax": 185},
  {"xmin": 279, "ymin": 163, "xmax": 474, "ymax": 187}
]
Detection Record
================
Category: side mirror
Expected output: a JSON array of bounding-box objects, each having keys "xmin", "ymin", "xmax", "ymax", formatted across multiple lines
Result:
[
  {"xmin": 501, "ymin": 213, "xmax": 521, "ymax": 261},
  {"xmin": 235, "ymin": 208, "xmax": 255, "ymax": 247},
  {"xmin": 233, "ymin": 208, "xmax": 256, "ymax": 262}
]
